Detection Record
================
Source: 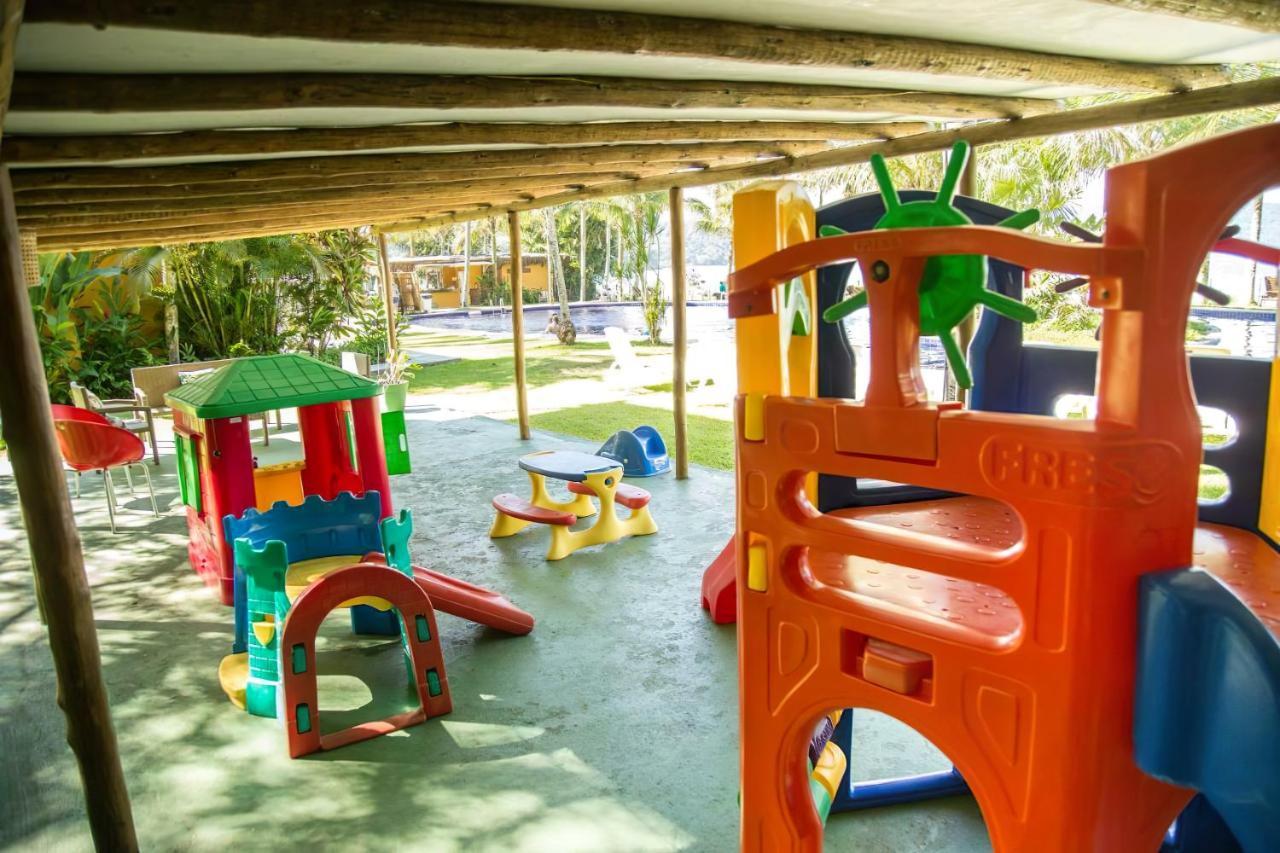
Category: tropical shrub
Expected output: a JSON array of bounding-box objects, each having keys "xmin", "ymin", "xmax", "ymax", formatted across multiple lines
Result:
[
  {"xmin": 642, "ymin": 279, "xmax": 667, "ymax": 344},
  {"xmin": 30, "ymin": 252, "xmax": 162, "ymax": 402}
]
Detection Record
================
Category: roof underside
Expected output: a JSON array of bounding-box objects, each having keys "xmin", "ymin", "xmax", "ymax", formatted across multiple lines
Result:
[{"xmin": 8, "ymin": 0, "xmax": 1279, "ymax": 251}]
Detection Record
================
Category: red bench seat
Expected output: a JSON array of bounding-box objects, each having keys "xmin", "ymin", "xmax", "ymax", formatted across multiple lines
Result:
[
  {"xmin": 567, "ymin": 480, "xmax": 651, "ymax": 510},
  {"xmin": 492, "ymin": 493, "xmax": 576, "ymax": 525}
]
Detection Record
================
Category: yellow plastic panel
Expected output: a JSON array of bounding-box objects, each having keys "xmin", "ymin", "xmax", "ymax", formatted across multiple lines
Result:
[{"xmin": 1258, "ymin": 358, "xmax": 1280, "ymax": 541}]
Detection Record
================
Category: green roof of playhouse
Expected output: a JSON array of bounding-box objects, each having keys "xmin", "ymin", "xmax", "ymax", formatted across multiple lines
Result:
[{"xmin": 165, "ymin": 354, "xmax": 380, "ymax": 419}]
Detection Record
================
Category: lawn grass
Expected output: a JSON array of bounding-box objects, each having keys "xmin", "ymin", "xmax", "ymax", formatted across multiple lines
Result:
[
  {"xmin": 408, "ymin": 345, "xmax": 615, "ymax": 393},
  {"xmin": 520, "ymin": 401, "xmax": 734, "ymax": 470}
]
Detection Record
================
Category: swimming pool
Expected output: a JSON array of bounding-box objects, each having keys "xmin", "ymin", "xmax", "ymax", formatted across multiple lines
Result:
[{"xmin": 412, "ymin": 302, "xmax": 1278, "ymax": 362}]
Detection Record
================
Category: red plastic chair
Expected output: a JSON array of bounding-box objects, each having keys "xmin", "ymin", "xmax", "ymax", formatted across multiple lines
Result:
[{"xmin": 51, "ymin": 413, "xmax": 159, "ymax": 533}]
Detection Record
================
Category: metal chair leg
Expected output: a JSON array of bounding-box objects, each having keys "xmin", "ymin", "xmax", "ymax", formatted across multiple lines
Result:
[
  {"xmin": 124, "ymin": 464, "xmax": 135, "ymax": 494},
  {"xmin": 102, "ymin": 467, "xmax": 118, "ymax": 534},
  {"xmin": 139, "ymin": 463, "xmax": 160, "ymax": 518},
  {"xmin": 74, "ymin": 470, "xmax": 81, "ymax": 499}
]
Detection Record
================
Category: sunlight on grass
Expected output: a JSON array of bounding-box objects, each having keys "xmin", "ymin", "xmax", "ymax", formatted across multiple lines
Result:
[
  {"xmin": 409, "ymin": 347, "xmax": 616, "ymax": 393},
  {"xmin": 518, "ymin": 402, "xmax": 733, "ymax": 470}
]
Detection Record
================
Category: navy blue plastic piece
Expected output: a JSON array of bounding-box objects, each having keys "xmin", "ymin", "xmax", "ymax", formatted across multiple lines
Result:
[
  {"xmin": 223, "ymin": 490, "xmax": 390, "ymax": 652},
  {"xmin": 827, "ymin": 709, "xmax": 969, "ymax": 815},
  {"xmin": 1164, "ymin": 796, "xmax": 1242, "ymax": 853},
  {"xmin": 597, "ymin": 425, "xmax": 672, "ymax": 477},
  {"xmin": 814, "ymin": 190, "xmax": 1023, "ymax": 513},
  {"xmin": 1136, "ymin": 568, "xmax": 1280, "ymax": 853},
  {"xmin": 966, "ymin": 240, "xmax": 1271, "ymax": 531},
  {"xmin": 519, "ymin": 450, "xmax": 619, "ymax": 481}
]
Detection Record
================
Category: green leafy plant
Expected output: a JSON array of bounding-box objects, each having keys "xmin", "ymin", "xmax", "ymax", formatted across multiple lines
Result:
[
  {"xmin": 72, "ymin": 288, "xmax": 163, "ymax": 400},
  {"xmin": 379, "ymin": 349, "xmax": 420, "ymax": 386},
  {"xmin": 642, "ymin": 279, "xmax": 667, "ymax": 344}
]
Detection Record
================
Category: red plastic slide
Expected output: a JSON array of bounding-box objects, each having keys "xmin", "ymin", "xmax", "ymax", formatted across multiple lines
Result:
[
  {"xmin": 411, "ymin": 565, "xmax": 535, "ymax": 636},
  {"xmin": 700, "ymin": 537, "xmax": 737, "ymax": 624},
  {"xmin": 360, "ymin": 551, "xmax": 535, "ymax": 635}
]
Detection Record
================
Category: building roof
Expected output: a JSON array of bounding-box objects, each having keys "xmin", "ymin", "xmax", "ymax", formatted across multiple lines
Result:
[
  {"xmin": 164, "ymin": 354, "xmax": 380, "ymax": 419},
  {"xmin": 6, "ymin": 1, "xmax": 1278, "ymax": 252}
]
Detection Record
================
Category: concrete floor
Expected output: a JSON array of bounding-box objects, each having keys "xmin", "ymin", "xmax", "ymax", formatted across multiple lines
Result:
[{"xmin": 0, "ymin": 403, "xmax": 989, "ymax": 852}]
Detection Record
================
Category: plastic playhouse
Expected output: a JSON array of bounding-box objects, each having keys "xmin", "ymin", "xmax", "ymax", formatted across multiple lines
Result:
[
  {"xmin": 719, "ymin": 125, "xmax": 1280, "ymax": 850},
  {"xmin": 166, "ymin": 354, "xmax": 535, "ymax": 756}
]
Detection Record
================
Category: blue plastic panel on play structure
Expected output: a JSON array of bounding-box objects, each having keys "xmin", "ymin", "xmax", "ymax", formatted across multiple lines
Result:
[
  {"xmin": 966, "ymin": 248, "xmax": 1271, "ymax": 533},
  {"xmin": 223, "ymin": 491, "xmax": 386, "ymax": 652},
  {"xmin": 1136, "ymin": 567, "xmax": 1280, "ymax": 852},
  {"xmin": 597, "ymin": 425, "xmax": 671, "ymax": 477}
]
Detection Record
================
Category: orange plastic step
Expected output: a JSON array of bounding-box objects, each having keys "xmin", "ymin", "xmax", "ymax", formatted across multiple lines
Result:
[
  {"xmin": 831, "ymin": 495, "xmax": 1021, "ymax": 552},
  {"xmin": 567, "ymin": 480, "xmax": 652, "ymax": 509},
  {"xmin": 801, "ymin": 548, "xmax": 1022, "ymax": 648},
  {"xmin": 491, "ymin": 493, "xmax": 576, "ymax": 525},
  {"xmin": 1194, "ymin": 522, "xmax": 1280, "ymax": 639}
]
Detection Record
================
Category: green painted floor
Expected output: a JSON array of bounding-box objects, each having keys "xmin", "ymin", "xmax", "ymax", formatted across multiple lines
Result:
[{"xmin": 0, "ymin": 405, "xmax": 989, "ymax": 852}]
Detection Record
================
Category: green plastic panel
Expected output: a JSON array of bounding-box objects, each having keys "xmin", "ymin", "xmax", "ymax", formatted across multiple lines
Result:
[
  {"xmin": 175, "ymin": 434, "xmax": 202, "ymax": 512},
  {"xmin": 165, "ymin": 354, "xmax": 379, "ymax": 419},
  {"xmin": 382, "ymin": 410, "xmax": 411, "ymax": 475}
]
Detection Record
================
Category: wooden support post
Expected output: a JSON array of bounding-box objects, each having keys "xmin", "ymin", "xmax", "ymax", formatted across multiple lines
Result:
[
  {"xmin": 670, "ymin": 186, "xmax": 689, "ymax": 480},
  {"xmin": 461, "ymin": 219, "xmax": 471, "ymax": 308},
  {"xmin": 578, "ymin": 202, "xmax": 587, "ymax": 301},
  {"xmin": 376, "ymin": 230, "xmax": 397, "ymax": 356},
  {"xmin": 508, "ymin": 210, "xmax": 530, "ymax": 440},
  {"xmin": 0, "ymin": 166, "xmax": 139, "ymax": 851}
]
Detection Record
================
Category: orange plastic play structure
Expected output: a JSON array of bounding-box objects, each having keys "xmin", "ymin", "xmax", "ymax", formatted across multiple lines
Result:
[{"xmin": 730, "ymin": 124, "xmax": 1280, "ymax": 851}]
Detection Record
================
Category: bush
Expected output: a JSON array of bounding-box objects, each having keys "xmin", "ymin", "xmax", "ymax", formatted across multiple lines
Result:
[
  {"xmin": 522, "ymin": 287, "xmax": 544, "ymax": 305},
  {"xmin": 72, "ymin": 289, "xmax": 162, "ymax": 400},
  {"xmin": 31, "ymin": 253, "xmax": 162, "ymax": 402},
  {"xmin": 642, "ymin": 279, "xmax": 666, "ymax": 344}
]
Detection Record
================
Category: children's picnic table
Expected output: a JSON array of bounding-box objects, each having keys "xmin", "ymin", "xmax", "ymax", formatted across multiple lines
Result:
[{"xmin": 490, "ymin": 450, "xmax": 658, "ymax": 560}]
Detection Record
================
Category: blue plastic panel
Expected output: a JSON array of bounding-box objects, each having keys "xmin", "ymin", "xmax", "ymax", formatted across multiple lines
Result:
[
  {"xmin": 223, "ymin": 491, "xmax": 386, "ymax": 652},
  {"xmin": 1137, "ymin": 568, "xmax": 1280, "ymax": 852}
]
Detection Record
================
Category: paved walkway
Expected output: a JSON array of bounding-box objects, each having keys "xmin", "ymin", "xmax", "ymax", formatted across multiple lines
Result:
[{"xmin": 0, "ymin": 401, "xmax": 988, "ymax": 852}]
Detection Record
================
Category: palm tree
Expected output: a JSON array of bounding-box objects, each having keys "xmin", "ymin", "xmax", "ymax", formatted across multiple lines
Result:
[
  {"xmin": 687, "ymin": 182, "xmax": 738, "ymax": 273},
  {"xmin": 541, "ymin": 206, "xmax": 576, "ymax": 343}
]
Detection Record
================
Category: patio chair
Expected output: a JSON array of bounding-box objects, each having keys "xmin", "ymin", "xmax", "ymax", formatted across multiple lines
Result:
[
  {"xmin": 51, "ymin": 406, "xmax": 159, "ymax": 533},
  {"xmin": 604, "ymin": 326, "xmax": 666, "ymax": 387},
  {"xmin": 69, "ymin": 380, "xmax": 159, "ymax": 464}
]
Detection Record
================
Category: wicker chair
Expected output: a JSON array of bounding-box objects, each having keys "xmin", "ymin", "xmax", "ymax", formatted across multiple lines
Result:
[{"xmin": 68, "ymin": 381, "xmax": 159, "ymax": 465}]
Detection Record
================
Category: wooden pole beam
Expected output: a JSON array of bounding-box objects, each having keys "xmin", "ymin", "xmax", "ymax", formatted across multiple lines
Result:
[
  {"xmin": 376, "ymin": 230, "xmax": 397, "ymax": 355},
  {"xmin": 396, "ymin": 76, "xmax": 1280, "ymax": 230},
  {"xmin": 17, "ymin": 167, "xmax": 705, "ymax": 222},
  {"xmin": 1, "ymin": 120, "xmax": 928, "ymax": 165},
  {"xmin": 26, "ymin": 0, "xmax": 1227, "ymax": 92},
  {"xmin": 35, "ymin": 205, "xmax": 465, "ymax": 251},
  {"xmin": 0, "ymin": 4, "xmax": 139, "ymax": 849},
  {"xmin": 507, "ymin": 210, "xmax": 530, "ymax": 440},
  {"xmin": 0, "ymin": 164, "xmax": 140, "ymax": 852},
  {"xmin": 669, "ymin": 186, "xmax": 689, "ymax": 480},
  {"xmin": 10, "ymin": 140, "xmax": 831, "ymax": 191},
  {"xmin": 9, "ymin": 73, "xmax": 1057, "ymax": 122},
  {"xmin": 1084, "ymin": 0, "xmax": 1279, "ymax": 32}
]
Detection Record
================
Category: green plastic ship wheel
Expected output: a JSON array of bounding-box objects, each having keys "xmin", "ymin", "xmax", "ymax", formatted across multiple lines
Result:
[{"xmin": 820, "ymin": 140, "xmax": 1040, "ymax": 389}]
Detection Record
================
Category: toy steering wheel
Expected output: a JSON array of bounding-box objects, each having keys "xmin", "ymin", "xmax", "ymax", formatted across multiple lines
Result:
[{"xmin": 820, "ymin": 140, "xmax": 1040, "ymax": 389}]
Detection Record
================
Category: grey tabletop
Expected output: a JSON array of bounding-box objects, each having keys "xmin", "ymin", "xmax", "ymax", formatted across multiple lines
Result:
[{"xmin": 519, "ymin": 450, "xmax": 621, "ymax": 482}]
